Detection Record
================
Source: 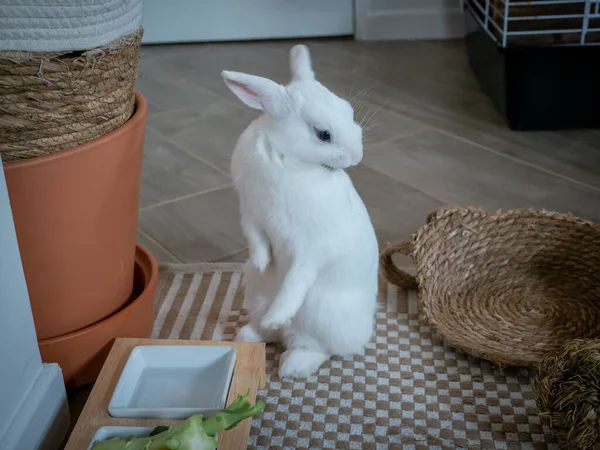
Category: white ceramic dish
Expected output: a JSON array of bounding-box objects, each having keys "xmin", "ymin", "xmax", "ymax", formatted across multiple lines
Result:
[
  {"xmin": 108, "ymin": 345, "xmax": 237, "ymax": 419},
  {"xmin": 88, "ymin": 426, "xmax": 217, "ymax": 449},
  {"xmin": 88, "ymin": 427, "xmax": 152, "ymax": 450}
]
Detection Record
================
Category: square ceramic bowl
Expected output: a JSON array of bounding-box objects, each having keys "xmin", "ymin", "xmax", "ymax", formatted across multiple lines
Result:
[
  {"xmin": 108, "ymin": 345, "xmax": 237, "ymax": 419},
  {"xmin": 88, "ymin": 426, "xmax": 217, "ymax": 449}
]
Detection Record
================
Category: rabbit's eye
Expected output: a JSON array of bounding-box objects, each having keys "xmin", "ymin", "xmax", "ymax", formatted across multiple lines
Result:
[{"xmin": 315, "ymin": 128, "xmax": 331, "ymax": 143}]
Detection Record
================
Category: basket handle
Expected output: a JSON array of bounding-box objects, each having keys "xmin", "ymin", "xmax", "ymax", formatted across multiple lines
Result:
[{"xmin": 379, "ymin": 241, "xmax": 418, "ymax": 289}]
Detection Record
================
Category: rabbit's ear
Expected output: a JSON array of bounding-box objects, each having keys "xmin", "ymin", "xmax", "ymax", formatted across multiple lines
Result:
[
  {"xmin": 222, "ymin": 71, "xmax": 287, "ymax": 117},
  {"xmin": 290, "ymin": 45, "xmax": 314, "ymax": 81}
]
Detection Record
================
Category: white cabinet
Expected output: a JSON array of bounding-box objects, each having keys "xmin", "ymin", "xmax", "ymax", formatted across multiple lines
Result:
[
  {"xmin": 355, "ymin": 0, "xmax": 465, "ymax": 40},
  {"xmin": 141, "ymin": 0, "xmax": 354, "ymax": 44},
  {"xmin": 0, "ymin": 166, "xmax": 69, "ymax": 450}
]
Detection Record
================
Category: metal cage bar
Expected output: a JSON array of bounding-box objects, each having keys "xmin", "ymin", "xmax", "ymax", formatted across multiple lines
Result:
[{"xmin": 465, "ymin": 0, "xmax": 600, "ymax": 46}]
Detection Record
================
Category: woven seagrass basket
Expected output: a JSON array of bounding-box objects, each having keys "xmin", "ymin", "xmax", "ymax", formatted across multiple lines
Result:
[
  {"xmin": 380, "ymin": 206, "xmax": 600, "ymax": 367},
  {"xmin": 0, "ymin": 28, "xmax": 142, "ymax": 162}
]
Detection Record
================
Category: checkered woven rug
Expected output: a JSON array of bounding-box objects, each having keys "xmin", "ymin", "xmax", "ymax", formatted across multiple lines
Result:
[{"xmin": 154, "ymin": 263, "xmax": 559, "ymax": 450}]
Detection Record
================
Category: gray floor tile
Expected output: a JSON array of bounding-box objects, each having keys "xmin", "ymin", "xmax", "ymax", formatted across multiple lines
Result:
[
  {"xmin": 421, "ymin": 118, "xmax": 600, "ymax": 190},
  {"xmin": 347, "ymin": 70, "xmax": 600, "ymax": 189},
  {"xmin": 356, "ymin": 104, "xmax": 425, "ymax": 145},
  {"xmin": 137, "ymin": 229, "xmax": 180, "ymax": 263},
  {"xmin": 313, "ymin": 39, "xmax": 478, "ymax": 96},
  {"xmin": 214, "ymin": 248, "xmax": 249, "ymax": 263},
  {"xmin": 348, "ymin": 164, "xmax": 444, "ymax": 247},
  {"xmin": 560, "ymin": 130, "xmax": 600, "ymax": 148},
  {"xmin": 142, "ymin": 42, "xmax": 292, "ymax": 100},
  {"xmin": 140, "ymin": 129, "xmax": 231, "ymax": 207},
  {"xmin": 138, "ymin": 187, "xmax": 245, "ymax": 262},
  {"xmin": 136, "ymin": 60, "xmax": 227, "ymax": 112},
  {"xmin": 144, "ymin": 98, "xmax": 165, "ymax": 117},
  {"xmin": 363, "ymin": 130, "xmax": 600, "ymax": 222},
  {"xmin": 148, "ymin": 103, "xmax": 258, "ymax": 174}
]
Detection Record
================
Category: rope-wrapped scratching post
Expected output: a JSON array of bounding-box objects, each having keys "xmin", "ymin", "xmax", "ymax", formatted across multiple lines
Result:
[
  {"xmin": 533, "ymin": 339, "xmax": 600, "ymax": 449},
  {"xmin": 0, "ymin": 28, "xmax": 143, "ymax": 162}
]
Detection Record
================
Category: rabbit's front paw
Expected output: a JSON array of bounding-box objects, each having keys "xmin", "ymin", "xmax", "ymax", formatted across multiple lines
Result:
[
  {"xmin": 235, "ymin": 323, "xmax": 278, "ymax": 344},
  {"xmin": 260, "ymin": 309, "xmax": 292, "ymax": 331},
  {"xmin": 250, "ymin": 246, "xmax": 271, "ymax": 273}
]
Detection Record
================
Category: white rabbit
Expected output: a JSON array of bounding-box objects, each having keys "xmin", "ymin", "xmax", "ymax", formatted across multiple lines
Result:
[{"xmin": 222, "ymin": 45, "xmax": 378, "ymax": 379}]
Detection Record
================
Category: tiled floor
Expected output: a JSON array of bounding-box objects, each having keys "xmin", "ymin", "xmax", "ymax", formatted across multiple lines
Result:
[
  {"xmin": 134, "ymin": 38, "xmax": 600, "ymax": 264},
  {"xmin": 64, "ymin": 37, "xmax": 600, "ymax": 442}
]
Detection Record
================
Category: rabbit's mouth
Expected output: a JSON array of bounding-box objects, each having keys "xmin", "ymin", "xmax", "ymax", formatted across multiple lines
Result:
[{"xmin": 321, "ymin": 164, "xmax": 336, "ymax": 171}]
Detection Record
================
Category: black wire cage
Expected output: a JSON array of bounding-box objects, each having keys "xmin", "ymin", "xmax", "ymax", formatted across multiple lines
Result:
[{"xmin": 464, "ymin": 0, "xmax": 600, "ymax": 130}]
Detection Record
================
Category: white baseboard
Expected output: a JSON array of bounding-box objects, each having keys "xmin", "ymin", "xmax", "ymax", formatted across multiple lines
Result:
[
  {"xmin": 3, "ymin": 364, "xmax": 70, "ymax": 450},
  {"xmin": 356, "ymin": 7, "xmax": 466, "ymax": 41}
]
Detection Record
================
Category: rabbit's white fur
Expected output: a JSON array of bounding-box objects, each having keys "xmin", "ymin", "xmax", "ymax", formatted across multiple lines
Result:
[{"xmin": 222, "ymin": 45, "xmax": 378, "ymax": 379}]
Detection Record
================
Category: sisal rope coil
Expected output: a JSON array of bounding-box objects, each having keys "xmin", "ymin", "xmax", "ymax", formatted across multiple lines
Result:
[
  {"xmin": 380, "ymin": 206, "xmax": 600, "ymax": 367},
  {"xmin": 0, "ymin": 28, "xmax": 143, "ymax": 162}
]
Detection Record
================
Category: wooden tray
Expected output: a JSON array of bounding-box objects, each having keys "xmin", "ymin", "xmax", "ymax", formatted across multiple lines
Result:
[{"xmin": 65, "ymin": 338, "xmax": 266, "ymax": 450}]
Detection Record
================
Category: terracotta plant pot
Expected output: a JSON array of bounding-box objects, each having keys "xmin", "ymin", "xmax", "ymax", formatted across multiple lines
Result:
[
  {"xmin": 4, "ymin": 91, "xmax": 147, "ymax": 340},
  {"xmin": 39, "ymin": 245, "xmax": 157, "ymax": 387}
]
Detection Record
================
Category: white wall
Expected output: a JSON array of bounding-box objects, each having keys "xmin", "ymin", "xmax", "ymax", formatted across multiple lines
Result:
[
  {"xmin": 355, "ymin": 0, "xmax": 466, "ymax": 41},
  {"xmin": 0, "ymin": 166, "xmax": 69, "ymax": 450}
]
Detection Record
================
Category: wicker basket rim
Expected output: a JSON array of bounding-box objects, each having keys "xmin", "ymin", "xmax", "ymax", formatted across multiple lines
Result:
[{"xmin": 422, "ymin": 205, "xmax": 600, "ymax": 231}]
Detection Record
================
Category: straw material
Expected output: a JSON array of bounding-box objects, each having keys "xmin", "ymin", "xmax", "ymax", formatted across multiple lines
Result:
[
  {"xmin": 0, "ymin": 28, "xmax": 142, "ymax": 162},
  {"xmin": 533, "ymin": 339, "xmax": 600, "ymax": 450},
  {"xmin": 380, "ymin": 206, "xmax": 600, "ymax": 367}
]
